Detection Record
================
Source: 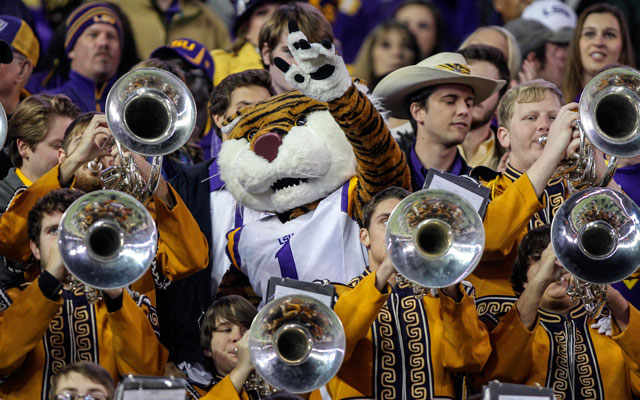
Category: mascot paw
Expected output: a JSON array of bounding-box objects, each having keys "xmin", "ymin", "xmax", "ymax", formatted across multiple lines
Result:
[{"xmin": 274, "ymin": 20, "xmax": 351, "ymax": 103}]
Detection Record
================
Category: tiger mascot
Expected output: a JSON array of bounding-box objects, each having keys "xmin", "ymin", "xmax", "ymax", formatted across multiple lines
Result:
[{"xmin": 218, "ymin": 21, "xmax": 411, "ymax": 302}]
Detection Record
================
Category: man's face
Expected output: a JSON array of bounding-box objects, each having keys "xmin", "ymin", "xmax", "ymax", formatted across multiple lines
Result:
[
  {"xmin": 23, "ymin": 116, "xmax": 73, "ymax": 180},
  {"xmin": 262, "ymin": 32, "xmax": 295, "ymax": 94},
  {"xmin": 360, "ymin": 197, "xmax": 402, "ymax": 271},
  {"xmin": 68, "ymin": 23, "xmax": 121, "ymax": 82},
  {"xmin": 53, "ymin": 371, "xmax": 110, "ymax": 400},
  {"xmin": 209, "ymin": 318, "xmax": 246, "ymax": 375},
  {"xmin": 540, "ymin": 42, "xmax": 569, "ymax": 87},
  {"xmin": 0, "ymin": 52, "xmax": 27, "ymax": 97},
  {"xmin": 214, "ymin": 84, "xmax": 273, "ymax": 141},
  {"xmin": 31, "ymin": 211, "xmax": 62, "ymax": 265},
  {"xmin": 499, "ymin": 91, "xmax": 561, "ymax": 171},
  {"xmin": 419, "ymin": 84, "xmax": 474, "ymax": 147},
  {"xmin": 468, "ymin": 60, "xmax": 500, "ymax": 130},
  {"xmin": 245, "ymin": 2, "xmax": 279, "ymax": 46}
]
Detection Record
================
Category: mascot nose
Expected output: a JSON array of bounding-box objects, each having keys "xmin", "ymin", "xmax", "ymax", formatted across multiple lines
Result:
[{"xmin": 253, "ymin": 132, "xmax": 283, "ymax": 163}]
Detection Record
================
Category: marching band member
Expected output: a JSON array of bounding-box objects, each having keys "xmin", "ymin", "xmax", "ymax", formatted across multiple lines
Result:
[
  {"xmin": 0, "ymin": 189, "xmax": 167, "ymax": 399},
  {"xmin": 328, "ymin": 187, "xmax": 491, "ymax": 400},
  {"xmin": 0, "ymin": 112, "xmax": 209, "ymax": 303},
  {"xmin": 473, "ymin": 226, "xmax": 640, "ymax": 399}
]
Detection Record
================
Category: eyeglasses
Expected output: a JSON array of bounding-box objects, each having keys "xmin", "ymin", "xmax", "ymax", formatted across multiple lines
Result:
[{"xmin": 55, "ymin": 393, "xmax": 109, "ymax": 400}]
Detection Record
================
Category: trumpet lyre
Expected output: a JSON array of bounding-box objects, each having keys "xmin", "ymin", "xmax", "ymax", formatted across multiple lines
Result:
[
  {"xmin": 249, "ymin": 294, "xmax": 345, "ymax": 394},
  {"xmin": 58, "ymin": 190, "xmax": 157, "ymax": 298},
  {"xmin": 386, "ymin": 189, "xmax": 485, "ymax": 292}
]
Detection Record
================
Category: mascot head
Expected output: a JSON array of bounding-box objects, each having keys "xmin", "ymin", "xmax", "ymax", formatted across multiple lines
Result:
[{"xmin": 218, "ymin": 90, "xmax": 357, "ymax": 213}]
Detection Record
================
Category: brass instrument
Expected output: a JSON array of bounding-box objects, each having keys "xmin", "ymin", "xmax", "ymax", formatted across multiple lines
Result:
[
  {"xmin": 386, "ymin": 189, "xmax": 485, "ymax": 296},
  {"xmin": 249, "ymin": 294, "xmax": 345, "ymax": 394},
  {"xmin": 539, "ymin": 67, "xmax": 640, "ymax": 192},
  {"xmin": 58, "ymin": 190, "xmax": 158, "ymax": 302},
  {"xmin": 97, "ymin": 67, "xmax": 195, "ymax": 204},
  {"xmin": 551, "ymin": 187, "xmax": 640, "ymax": 317},
  {"xmin": 0, "ymin": 102, "xmax": 6, "ymax": 149}
]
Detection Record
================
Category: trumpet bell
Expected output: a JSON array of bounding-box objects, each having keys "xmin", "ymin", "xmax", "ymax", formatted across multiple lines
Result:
[
  {"xmin": 58, "ymin": 190, "xmax": 157, "ymax": 290},
  {"xmin": 386, "ymin": 189, "xmax": 485, "ymax": 288},
  {"xmin": 249, "ymin": 294, "xmax": 345, "ymax": 394},
  {"xmin": 551, "ymin": 187, "xmax": 640, "ymax": 284},
  {"xmin": 580, "ymin": 67, "xmax": 640, "ymax": 157},
  {"xmin": 106, "ymin": 67, "xmax": 196, "ymax": 156}
]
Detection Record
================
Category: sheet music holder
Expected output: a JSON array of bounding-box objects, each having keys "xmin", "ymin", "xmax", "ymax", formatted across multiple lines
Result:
[
  {"xmin": 266, "ymin": 276, "xmax": 337, "ymax": 308},
  {"xmin": 115, "ymin": 375, "xmax": 188, "ymax": 400},
  {"xmin": 483, "ymin": 380, "xmax": 555, "ymax": 400}
]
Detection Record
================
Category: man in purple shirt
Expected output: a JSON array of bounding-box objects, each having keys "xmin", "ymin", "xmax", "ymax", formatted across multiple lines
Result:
[
  {"xmin": 48, "ymin": 3, "xmax": 123, "ymax": 112},
  {"xmin": 373, "ymin": 52, "xmax": 505, "ymax": 191}
]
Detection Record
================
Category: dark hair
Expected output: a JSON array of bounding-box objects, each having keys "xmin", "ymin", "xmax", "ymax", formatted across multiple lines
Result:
[
  {"xmin": 510, "ymin": 225, "xmax": 551, "ymax": 295},
  {"xmin": 259, "ymin": 2, "xmax": 333, "ymax": 65},
  {"xmin": 392, "ymin": 0, "xmax": 444, "ymax": 58},
  {"xmin": 8, "ymin": 94, "xmax": 80, "ymax": 167},
  {"xmin": 209, "ymin": 69, "xmax": 274, "ymax": 138},
  {"xmin": 458, "ymin": 44, "xmax": 510, "ymax": 98},
  {"xmin": 49, "ymin": 361, "xmax": 115, "ymax": 400},
  {"xmin": 200, "ymin": 295, "xmax": 258, "ymax": 353},
  {"xmin": 28, "ymin": 188, "xmax": 85, "ymax": 249},
  {"xmin": 563, "ymin": 3, "xmax": 635, "ymax": 102},
  {"xmin": 405, "ymin": 85, "xmax": 439, "ymax": 134},
  {"xmin": 61, "ymin": 112, "xmax": 100, "ymax": 153},
  {"xmin": 361, "ymin": 186, "xmax": 411, "ymax": 229}
]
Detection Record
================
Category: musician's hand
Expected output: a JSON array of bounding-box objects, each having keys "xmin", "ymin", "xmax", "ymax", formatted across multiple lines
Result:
[
  {"xmin": 530, "ymin": 243, "xmax": 566, "ymax": 289},
  {"xmin": 544, "ymin": 102, "xmax": 579, "ymax": 165},
  {"xmin": 606, "ymin": 285, "xmax": 630, "ymax": 332},
  {"xmin": 103, "ymin": 288, "xmax": 124, "ymax": 299},
  {"xmin": 440, "ymin": 283, "xmax": 463, "ymax": 302},
  {"xmin": 229, "ymin": 331, "xmax": 254, "ymax": 394},
  {"xmin": 112, "ymin": 150, "xmax": 176, "ymax": 208},
  {"xmin": 375, "ymin": 256, "xmax": 396, "ymax": 292},
  {"xmin": 42, "ymin": 237, "xmax": 66, "ymax": 282}
]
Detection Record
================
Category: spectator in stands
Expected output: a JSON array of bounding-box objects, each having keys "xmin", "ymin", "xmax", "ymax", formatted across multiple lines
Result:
[
  {"xmin": 392, "ymin": 0, "xmax": 444, "ymax": 60},
  {"xmin": 460, "ymin": 25, "xmax": 522, "ymax": 84}
]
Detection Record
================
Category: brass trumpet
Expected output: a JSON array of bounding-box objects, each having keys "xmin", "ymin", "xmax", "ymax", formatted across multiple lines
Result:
[
  {"xmin": 539, "ymin": 67, "xmax": 640, "ymax": 192},
  {"xmin": 551, "ymin": 187, "xmax": 640, "ymax": 317},
  {"xmin": 57, "ymin": 190, "xmax": 158, "ymax": 302},
  {"xmin": 385, "ymin": 189, "xmax": 485, "ymax": 296},
  {"xmin": 91, "ymin": 68, "xmax": 195, "ymax": 204},
  {"xmin": 249, "ymin": 294, "xmax": 345, "ymax": 394}
]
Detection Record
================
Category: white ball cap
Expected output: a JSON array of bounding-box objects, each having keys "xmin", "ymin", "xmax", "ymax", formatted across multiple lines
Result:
[{"xmin": 522, "ymin": 0, "xmax": 577, "ymax": 31}]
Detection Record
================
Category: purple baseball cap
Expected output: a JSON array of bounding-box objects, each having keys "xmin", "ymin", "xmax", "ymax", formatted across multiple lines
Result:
[{"xmin": 150, "ymin": 38, "xmax": 215, "ymax": 83}]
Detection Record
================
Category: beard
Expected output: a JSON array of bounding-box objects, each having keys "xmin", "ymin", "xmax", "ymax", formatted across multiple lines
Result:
[
  {"xmin": 470, "ymin": 107, "xmax": 496, "ymax": 130},
  {"xmin": 74, "ymin": 168, "xmax": 103, "ymax": 192}
]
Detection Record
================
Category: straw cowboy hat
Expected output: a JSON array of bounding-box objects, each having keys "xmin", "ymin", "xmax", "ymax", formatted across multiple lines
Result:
[{"xmin": 373, "ymin": 52, "xmax": 506, "ymax": 119}]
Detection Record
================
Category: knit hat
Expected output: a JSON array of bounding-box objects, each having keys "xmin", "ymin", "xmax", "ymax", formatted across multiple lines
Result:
[
  {"xmin": 0, "ymin": 15, "xmax": 39, "ymax": 66},
  {"xmin": 64, "ymin": 2, "xmax": 123, "ymax": 56},
  {"xmin": 150, "ymin": 38, "xmax": 215, "ymax": 83}
]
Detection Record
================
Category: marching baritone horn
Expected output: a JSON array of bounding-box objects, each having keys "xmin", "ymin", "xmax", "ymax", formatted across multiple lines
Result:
[
  {"xmin": 0, "ymin": 103, "xmax": 6, "ymax": 150},
  {"xmin": 249, "ymin": 294, "xmax": 346, "ymax": 394},
  {"xmin": 386, "ymin": 189, "xmax": 485, "ymax": 295},
  {"xmin": 58, "ymin": 190, "xmax": 158, "ymax": 302},
  {"xmin": 94, "ymin": 67, "xmax": 195, "ymax": 204},
  {"xmin": 539, "ymin": 67, "xmax": 640, "ymax": 191},
  {"xmin": 551, "ymin": 187, "xmax": 640, "ymax": 316}
]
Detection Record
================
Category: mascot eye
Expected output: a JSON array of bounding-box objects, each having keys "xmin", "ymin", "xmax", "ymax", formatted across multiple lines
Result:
[
  {"xmin": 295, "ymin": 115, "xmax": 307, "ymax": 126},
  {"xmin": 247, "ymin": 129, "xmax": 258, "ymax": 141}
]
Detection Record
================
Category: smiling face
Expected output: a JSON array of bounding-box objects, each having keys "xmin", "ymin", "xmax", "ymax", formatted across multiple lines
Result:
[
  {"xmin": 579, "ymin": 12, "xmax": 622, "ymax": 82},
  {"xmin": 218, "ymin": 91, "xmax": 356, "ymax": 213}
]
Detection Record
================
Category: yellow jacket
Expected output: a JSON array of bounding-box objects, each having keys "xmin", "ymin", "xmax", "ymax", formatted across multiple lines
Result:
[
  {"xmin": 474, "ymin": 304, "xmax": 640, "ymax": 399},
  {"xmin": 468, "ymin": 165, "xmax": 566, "ymax": 301},
  {"xmin": 0, "ymin": 165, "xmax": 209, "ymax": 303},
  {"xmin": 328, "ymin": 270, "xmax": 491, "ymax": 399},
  {"xmin": 0, "ymin": 277, "xmax": 168, "ymax": 399},
  {"xmin": 210, "ymin": 42, "xmax": 264, "ymax": 86}
]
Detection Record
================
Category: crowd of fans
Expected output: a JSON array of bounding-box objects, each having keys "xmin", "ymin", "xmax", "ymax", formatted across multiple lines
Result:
[{"xmin": 0, "ymin": 0, "xmax": 639, "ymax": 399}]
